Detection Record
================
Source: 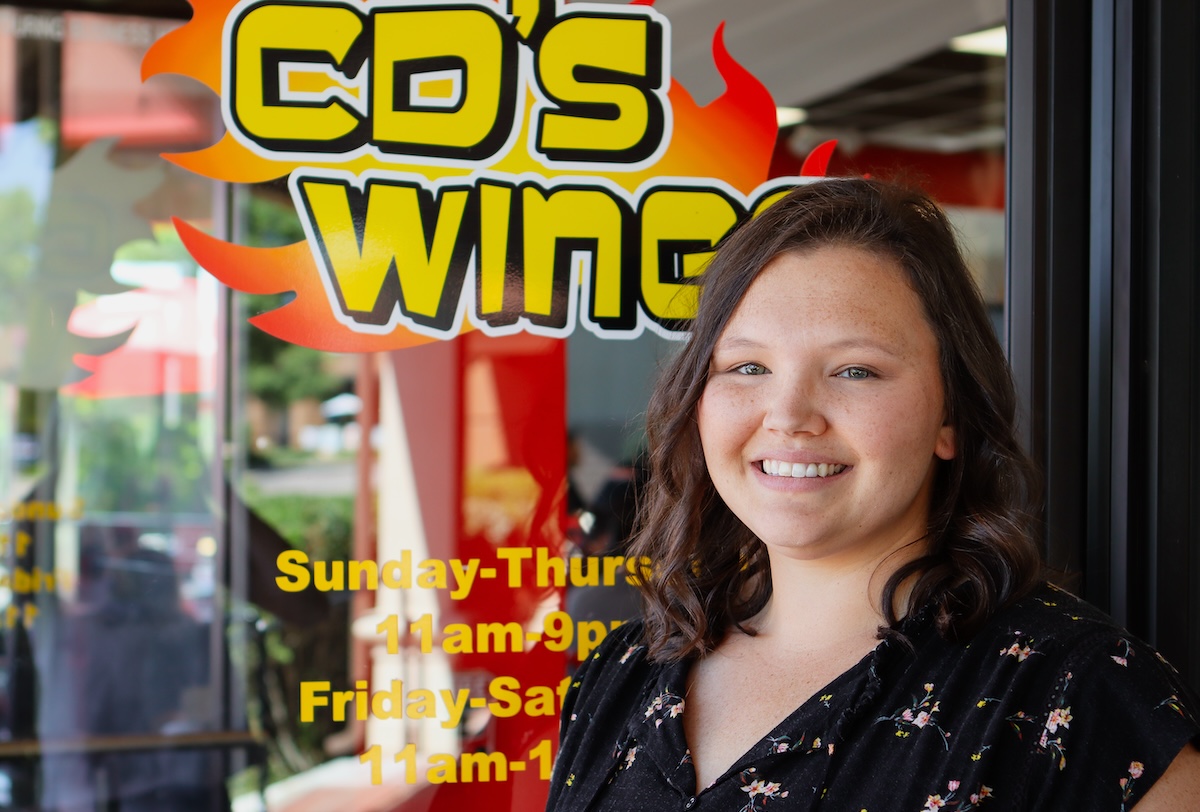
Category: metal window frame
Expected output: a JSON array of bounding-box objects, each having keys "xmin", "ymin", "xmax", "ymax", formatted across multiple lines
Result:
[
  {"xmin": 1006, "ymin": 0, "xmax": 1092, "ymax": 581},
  {"xmin": 1008, "ymin": 0, "xmax": 1200, "ymax": 683}
]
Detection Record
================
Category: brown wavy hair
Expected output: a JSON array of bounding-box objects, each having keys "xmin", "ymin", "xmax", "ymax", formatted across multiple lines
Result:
[{"xmin": 629, "ymin": 178, "xmax": 1043, "ymax": 662}]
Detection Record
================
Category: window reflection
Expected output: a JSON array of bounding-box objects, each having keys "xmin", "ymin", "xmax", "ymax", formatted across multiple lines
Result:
[{"xmin": 0, "ymin": 7, "xmax": 229, "ymax": 810}]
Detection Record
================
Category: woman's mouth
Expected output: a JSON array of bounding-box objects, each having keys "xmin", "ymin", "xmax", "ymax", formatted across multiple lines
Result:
[{"xmin": 759, "ymin": 459, "xmax": 848, "ymax": 478}]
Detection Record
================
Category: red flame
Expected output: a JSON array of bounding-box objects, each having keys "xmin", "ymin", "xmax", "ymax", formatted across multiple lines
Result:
[{"xmin": 801, "ymin": 140, "xmax": 836, "ymax": 176}]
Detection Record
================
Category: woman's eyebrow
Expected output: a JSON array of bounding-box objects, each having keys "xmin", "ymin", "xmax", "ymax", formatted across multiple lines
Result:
[
  {"xmin": 711, "ymin": 335, "xmax": 764, "ymax": 353},
  {"xmin": 713, "ymin": 335, "xmax": 906, "ymax": 357},
  {"xmin": 822, "ymin": 337, "xmax": 905, "ymax": 357}
]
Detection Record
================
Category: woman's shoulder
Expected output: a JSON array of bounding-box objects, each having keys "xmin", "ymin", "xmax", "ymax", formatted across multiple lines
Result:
[
  {"xmin": 548, "ymin": 618, "xmax": 661, "ymax": 810},
  {"xmin": 562, "ymin": 618, "xmax": 655, "ymax": 721},
  {"xmin": 858, "ymin": 582, "xmax": 1200, "ymax": 809},
  {"xmin": 964, "ymin": 582, "xmax": 1200, "ymax": 806},
  {"xmin": 980, "ymin": 582, "xmax": 1182, "ymax": 662},
  {"xmin": 954, "ymin": 582, "xmax": 1198, "ymax": 711},
  {"xmin": 579, "ymin": 617, "xmax": 650, "ymax": 669}
]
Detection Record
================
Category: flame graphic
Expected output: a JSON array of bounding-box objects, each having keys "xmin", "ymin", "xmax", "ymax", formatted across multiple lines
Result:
[{"xmin": 146, "ymin": 0, "xmax": 829, "ymax": 351}]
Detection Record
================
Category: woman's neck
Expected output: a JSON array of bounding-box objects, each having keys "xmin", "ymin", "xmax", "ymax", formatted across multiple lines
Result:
[{"xmin": 744, "ymin": 542, "xmax": 925, "ymax": 654}]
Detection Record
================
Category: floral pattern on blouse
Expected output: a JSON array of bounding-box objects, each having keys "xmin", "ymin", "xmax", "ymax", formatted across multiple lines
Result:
[
  {"xmin": 736, "ymin": 767, "xmax": 790, "ymax": 812},
  {"xmin": 643, "ymin": 689, "xmax": 684, "ymax": 728},
  {"xmin": 876, "ymin": 682, "xmax": 952, "ymax": 747},
  {"xmin": 546, "ymin": 584, "xmax": 1200, "ymax": 812},
  {"xmin": 1002, "ymin": 669, "xmax": 1073, "ymax": 770},
  {"xmin": 999, "ymin": 632, "xmax": 1040, "ymax": 662},
  {"xmin": 1111, "ymin": 639, "xmax": 1134, "ymax": 667},
  {"xmin": 920, "ymin": 778, "xmax": 994, "ymax": 810},
  {"xmin": 1118, "ymin": 760, "xmax": 1144, "ymax": 812}
]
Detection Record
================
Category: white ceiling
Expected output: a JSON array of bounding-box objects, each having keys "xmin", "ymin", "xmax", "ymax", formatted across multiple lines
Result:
[{"xmin": 585, "ymin": 0, "xmax": 1005, "ymax": 106}]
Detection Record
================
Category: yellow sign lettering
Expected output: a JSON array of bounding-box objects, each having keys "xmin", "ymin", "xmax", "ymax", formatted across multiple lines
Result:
[
  {"xmin": 283, "ymin": 168, "xmax": 814, "ymax": 341},
  {"xmin": 535, "ymin": 12, "xmax": 665, "ymax": 165},
  {"xmin": 639, "ymin": 186, "xmax": 740, "ymax": 324},
  {"xmin": 518, "ymin": 183, "xmax": 625, "ymax": 330},
  {"xmin": 230, "ymin": 3, "xmax": 364, "ymax": 151},
  {"xmin": 295, "ymin": 176, "xmax": 474, "ymax": 332},
  {"xmin": 372, "ymin": 7, "xmax": 517, "ymax": 160}
]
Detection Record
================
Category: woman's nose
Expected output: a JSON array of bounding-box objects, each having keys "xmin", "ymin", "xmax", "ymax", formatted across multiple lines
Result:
[{"xmin": 760, "ymin": 378, "xmax": 828, "ymax": 435}]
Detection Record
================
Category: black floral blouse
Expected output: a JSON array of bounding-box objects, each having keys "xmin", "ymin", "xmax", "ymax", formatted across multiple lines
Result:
[{"xmin": 546, "ymin": 584, "xmax": 1200, "ymax": 811}]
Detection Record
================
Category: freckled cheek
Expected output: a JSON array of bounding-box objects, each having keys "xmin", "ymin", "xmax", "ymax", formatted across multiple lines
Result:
[
  {"xmin": 875, "ymin": 393, "xmax": 947, "ymax": 467},
  {"xmin": 697, "ymin": 387, "xmax": 757, "ymax": 463}
]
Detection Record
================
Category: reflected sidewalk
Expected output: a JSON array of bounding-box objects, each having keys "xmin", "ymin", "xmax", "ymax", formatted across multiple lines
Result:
[{"xmin": 233, "ymin": 757, "xmax": 419, "ymax": 812}]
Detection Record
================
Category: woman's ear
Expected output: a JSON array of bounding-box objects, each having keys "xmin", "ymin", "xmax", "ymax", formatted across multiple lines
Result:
[{"xmin": 935, "ymin": 424, "xmax": 956, "ymax": 461}]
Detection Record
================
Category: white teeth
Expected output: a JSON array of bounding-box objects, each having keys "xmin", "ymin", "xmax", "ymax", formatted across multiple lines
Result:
[{"xmin": 760, "ymin": 460, "xmax": 846, "ymax": 478}]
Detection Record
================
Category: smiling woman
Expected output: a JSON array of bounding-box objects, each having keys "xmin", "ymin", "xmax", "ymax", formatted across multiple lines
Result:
[
  {"xmin": 697, "ymin": 246, "xmax": 956, "ymax": 580},
  {"xmin": 633, "ymin": 179, "xmax": 1041, "ymax": 659},
  {"xmin": 545, "ymin": 179, "xmax": 1200, "ymax": 811}
]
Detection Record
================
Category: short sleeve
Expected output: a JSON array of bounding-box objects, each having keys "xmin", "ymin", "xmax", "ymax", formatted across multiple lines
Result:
[{"xmin": 1023, "ymin": 630, "xmax": 1200, "ymax": 810}]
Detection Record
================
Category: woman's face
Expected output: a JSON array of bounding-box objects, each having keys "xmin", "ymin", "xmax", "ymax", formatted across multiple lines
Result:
[{"xmin": 697, "ymin": 244, "xmax": 955, "ymax": 570}]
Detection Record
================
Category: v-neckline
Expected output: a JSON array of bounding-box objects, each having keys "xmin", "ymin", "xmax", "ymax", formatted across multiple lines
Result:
[{"xmin": 633, "ymin": 637, "xmax": 890, "ymax": 796}]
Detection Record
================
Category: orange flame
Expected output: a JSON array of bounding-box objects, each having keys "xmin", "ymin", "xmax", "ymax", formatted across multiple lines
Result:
[
  {"xmin": 174, "ymin": 218, "xmax": 447, "ymax": 351},
  {"xmin": 146, "ymin": 0, "xmax": 801, "ymax": 351},
  {"xmin": 141, "ymin": 0, "xmax": 232, "ymax": 94},
  {"xmin": 651, "ymin": 23, "xmax": 778, "ymax": 193}
]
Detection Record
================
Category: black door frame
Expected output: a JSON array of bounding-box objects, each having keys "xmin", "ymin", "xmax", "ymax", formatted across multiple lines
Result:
[{"xmin": 1007, "ymin": 0, "xmax": 1200, "ymax": 683}]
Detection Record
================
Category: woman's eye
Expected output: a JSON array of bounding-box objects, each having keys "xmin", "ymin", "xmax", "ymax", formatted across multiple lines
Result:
[
  {"xmin": 734, "ymin": 362, "xmax": 768, "ymax": 376},
  {"xmin": 836, "ymin": 366, "xmax": 874, "ymax": 380}
]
